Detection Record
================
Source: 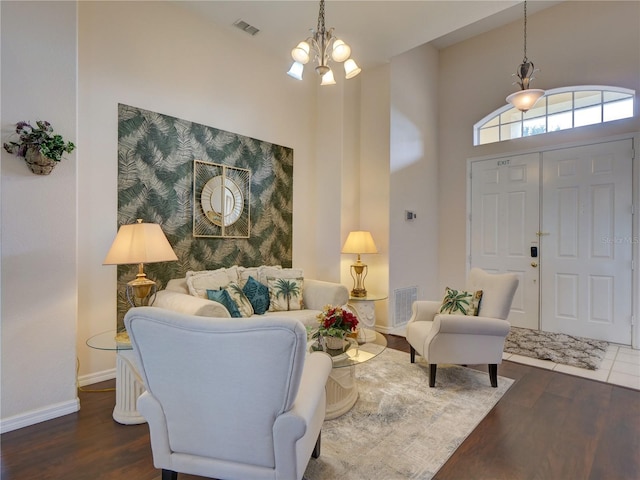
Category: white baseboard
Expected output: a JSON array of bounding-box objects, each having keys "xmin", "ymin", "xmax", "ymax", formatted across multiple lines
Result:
[
  {"xmin": 0, "ymin": 399, "xmax": 80, "ymax": 434},
  {"xmin": 77, "ymin": 368, "xmax": 116, "ymax": 387}
]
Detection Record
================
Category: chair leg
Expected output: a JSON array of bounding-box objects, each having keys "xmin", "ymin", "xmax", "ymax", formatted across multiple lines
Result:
[
  {"xmin": 162, "ymin": 470, "xmax": 178, "ymax": 480},
  {"xmin": 429, "ymin": 364, "xmax": 437, "ymax": 387},
  {"xmin": 312, "ymin": 431, "xmax": 321, "ymax": 458},
  {"xmin": 488, "ymin": 364, "xmax": 498, "ymax": 388},
  {"xmin": 410, "ymin": 345, "xmax": 416, "ymax": 363}
]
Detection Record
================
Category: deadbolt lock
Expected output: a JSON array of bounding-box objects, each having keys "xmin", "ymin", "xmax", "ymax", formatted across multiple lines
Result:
[{"xmin": 531, "ymin": 262, "xmax": 538, "ymax": 268}]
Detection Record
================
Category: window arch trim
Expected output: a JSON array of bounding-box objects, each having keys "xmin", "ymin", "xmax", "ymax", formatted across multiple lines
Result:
[{"xmin": 474, "ymin": 85, "xmax": 635, "ymax": 146}]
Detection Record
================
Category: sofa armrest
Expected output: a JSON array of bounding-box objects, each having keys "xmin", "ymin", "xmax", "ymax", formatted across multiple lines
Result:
[
  {"xmin": 154, "ymin": 290, "xmax": 231, "ymax": 318},
  {"xmin": 303, "ymin": 279, "xmax": 349, "ymax": 310},
  {"xmin": 407, "ymin": 300, "xmax": 441, "ymax": 324}
]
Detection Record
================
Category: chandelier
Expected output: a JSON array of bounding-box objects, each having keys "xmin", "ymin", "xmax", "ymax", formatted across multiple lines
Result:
[
  {"xmin": 506, "ymin": 1, "xmax": 544, "ymax": 112},
  {"xmin": 287, "ymin": 0, "xmax": 361, "ymax": 85}
]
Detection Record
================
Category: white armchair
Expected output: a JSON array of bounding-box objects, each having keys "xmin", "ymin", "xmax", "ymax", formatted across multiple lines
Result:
[
  {"xmin": 405, "ymin": 268, "xmax": 519, "ymax": 388},
  {"xmin": 125, "ymin": 307, "xmax": 332, "ymax": 480}
]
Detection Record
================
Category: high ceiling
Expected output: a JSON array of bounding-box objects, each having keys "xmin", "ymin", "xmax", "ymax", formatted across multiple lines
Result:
[{"xmin": 178, "ymin": 1, "xmax": 559, "ymax": 70}]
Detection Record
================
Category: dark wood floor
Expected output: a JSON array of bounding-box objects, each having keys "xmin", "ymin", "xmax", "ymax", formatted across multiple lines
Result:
[{"xmin": 2, "ymin": 335, "xmax": 638, "ymax": 480}]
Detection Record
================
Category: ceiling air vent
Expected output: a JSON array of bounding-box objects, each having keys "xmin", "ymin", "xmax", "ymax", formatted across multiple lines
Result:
[{"xmin": 233, "ymin": 19, "xmax": 260, "ymax": 36}]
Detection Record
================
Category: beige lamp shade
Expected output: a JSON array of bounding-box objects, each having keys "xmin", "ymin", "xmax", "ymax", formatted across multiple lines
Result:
[
  {"xmin": 104, "ymin": 220, "xmax": 177, "ymax": 265},
  {"xmin": 103, "ymin": 220, "xmax": 177, "ymax": 307},
  {"xmin": 341, "ymin": 231, "xmax": 378, "ymax": 255}
]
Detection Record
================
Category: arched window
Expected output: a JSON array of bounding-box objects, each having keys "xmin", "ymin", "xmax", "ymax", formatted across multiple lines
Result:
[{"xmin": 474, "ymin": 86, "xmax": 635, "ymax": 146}]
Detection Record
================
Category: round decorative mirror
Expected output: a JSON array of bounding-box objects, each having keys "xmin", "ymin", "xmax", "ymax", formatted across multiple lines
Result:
[{"xmin": 200, "ymin": 175, "xmax": 244, "ymax": 227}]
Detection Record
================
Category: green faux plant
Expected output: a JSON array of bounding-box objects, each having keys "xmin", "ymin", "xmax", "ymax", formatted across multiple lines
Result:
[{"xmin": 3, "ymin": 120, "xmax": 75, "ymax": 162}]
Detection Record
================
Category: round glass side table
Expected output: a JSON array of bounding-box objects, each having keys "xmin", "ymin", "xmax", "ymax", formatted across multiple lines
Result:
[
  {"xmin": 309, "ymin": 330, "xmax": 387, "ymax": 419},
  {"xmin": 86, "ymin": 331, "xmax": 146, "ymax": 425}
]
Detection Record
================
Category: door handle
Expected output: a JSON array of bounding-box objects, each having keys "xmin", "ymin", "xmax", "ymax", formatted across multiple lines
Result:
[{"xmin": 531, "ymin": 262, "xmax": 538, "ymax": 268}]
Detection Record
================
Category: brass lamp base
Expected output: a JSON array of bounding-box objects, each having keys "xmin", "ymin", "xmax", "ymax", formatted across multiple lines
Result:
[
  {"xmin": 125, "ymin": 265, "xmax": 157, "ymax": 307},
  {"xmin": 349, "ymin": 261, "xmax": 368, "ymax": 298}
]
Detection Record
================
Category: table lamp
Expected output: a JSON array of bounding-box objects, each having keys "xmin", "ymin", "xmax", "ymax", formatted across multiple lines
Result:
[
  {"xmin": 103, "ymin": 219, "xmax": 178, "ymax": 307},
  {"xmin": 341, "ymin": 231, "xmax": 378, "ymax": 298}
]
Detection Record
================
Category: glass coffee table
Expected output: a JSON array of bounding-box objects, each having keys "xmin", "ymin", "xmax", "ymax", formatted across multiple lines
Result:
[{"xmin": 309, "ymin": 329, "xmax": 387, "ymax": 419}]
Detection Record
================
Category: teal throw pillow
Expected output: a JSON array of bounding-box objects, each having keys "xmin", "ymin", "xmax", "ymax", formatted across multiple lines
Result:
[
  {"xmin": 242, "ymin": 276, "xmax": 270, "ymax": 315},
  {"xmin": 206, "ymin": 289, "xmax": 242, "ymax": 318}
]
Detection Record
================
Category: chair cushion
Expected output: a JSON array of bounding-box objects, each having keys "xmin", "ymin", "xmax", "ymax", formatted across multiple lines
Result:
[
  {"xmin": 467, "ymin": 268, "xmax": 519, "ymax": 319},
  {"xmin": 207, "ymin": 289, "xmax": 242, "ymax": 318},
  {"xmin": 242, "ymin": 276, "xmax": 270, "ymax": 315},
  {"xmin": 439, "ymin": 287, "xmax": 483, "ymax": 315}
]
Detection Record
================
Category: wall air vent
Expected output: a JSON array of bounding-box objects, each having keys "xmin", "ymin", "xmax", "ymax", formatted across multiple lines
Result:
[
  {"xmin": 394, "ymin": 286, "xmax": 417, "ymax": 327},
  {"xmin": 233, "ymin": 19, "xmax": 260, "ymax": 36}
]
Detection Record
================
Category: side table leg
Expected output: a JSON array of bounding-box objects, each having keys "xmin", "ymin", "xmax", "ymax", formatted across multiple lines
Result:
[{"xmin": 113, "ymin": 350, "xmax": 146, "ymax": 425}]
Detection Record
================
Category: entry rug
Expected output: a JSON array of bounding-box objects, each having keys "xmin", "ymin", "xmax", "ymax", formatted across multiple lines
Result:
[
  {"xmin": 304, "ymin": 349, "xmax": 512, "ymax": 480},
  {"xmin": 504, "ymin": 326, "xmax": 608, "ymax": 370}
]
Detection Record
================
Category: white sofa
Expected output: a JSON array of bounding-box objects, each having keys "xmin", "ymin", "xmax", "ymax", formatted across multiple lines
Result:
[{"xmin": 153, "ymin": 265, "xmax": 349, "ymax": 328}]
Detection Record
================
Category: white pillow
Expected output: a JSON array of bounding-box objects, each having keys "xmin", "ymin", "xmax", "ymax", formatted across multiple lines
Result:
[
  {"xmin": 186, "ymin": 269, "xmax": 234, "ymax": 298},
  {"xmin": 258, "ymin": 266, "xmax": 303, "ymax": 285},
  {"xmin": 237, "ymin": 266, "xmax": 262, "ymax": 288}
]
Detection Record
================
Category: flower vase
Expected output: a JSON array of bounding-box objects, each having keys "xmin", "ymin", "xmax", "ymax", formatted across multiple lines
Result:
[
  {"xmin": 324, "ymin": 335, "xmax": 346, "ymax": 350},
  {"xmin": 25, "ymin": 147, "xmax": 57, "ymax": 175}
]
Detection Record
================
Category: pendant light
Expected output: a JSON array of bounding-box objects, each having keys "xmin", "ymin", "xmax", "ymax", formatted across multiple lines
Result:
[{"xmin": 506, "ymin": 1, "xmax": 545, "ymax": 112}]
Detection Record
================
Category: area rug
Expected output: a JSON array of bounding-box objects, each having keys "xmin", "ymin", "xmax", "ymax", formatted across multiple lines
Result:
[
  {"xmin": 304, "ymin": 349, "xmax": 512, "ymax": 480},
  {"xmin": 504, "ymin": 326, "xmax": 608, "ymax": 370}
]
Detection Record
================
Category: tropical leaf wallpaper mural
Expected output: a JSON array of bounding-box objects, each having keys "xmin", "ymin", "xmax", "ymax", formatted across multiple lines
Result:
[{"xmin": 116, "ymin": 104, "xmax": 293, "ymax": 327}]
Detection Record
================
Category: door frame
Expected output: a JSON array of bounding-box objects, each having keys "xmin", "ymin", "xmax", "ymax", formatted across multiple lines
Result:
[{"xmin": 466, "ymin": 132, "xmax": 639, "ymax": 349}]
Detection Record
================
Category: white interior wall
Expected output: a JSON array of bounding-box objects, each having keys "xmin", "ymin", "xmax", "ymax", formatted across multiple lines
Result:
[
  {"xmin": 388, "ymin": 42, "xmax": 440, "ymax": 331},
  {"xmin": 1, "ymin": 1, "xmax": 79, "ymax": 432},
  {"xmin": 437, "ymin": 1, "xmax": 640, "ymax": 291},
  {"xmin": 358, "ymin": 64, "xmax": 391, "ymax": 327},
  {"xmin": 76, "ymin": 1, "xmax": 323, "ymax": 382}
]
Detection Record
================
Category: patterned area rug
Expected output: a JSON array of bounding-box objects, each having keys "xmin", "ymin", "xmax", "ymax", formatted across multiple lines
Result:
[
  {"xmin": 504, "ymin": 327, "xmax": 608, "ymax": 370},
  {"xmin": 304, "ymin": 349, "xmax": 512, "ymax": 480}
]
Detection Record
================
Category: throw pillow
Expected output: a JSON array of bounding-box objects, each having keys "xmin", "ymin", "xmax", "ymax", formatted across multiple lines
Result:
[
  {"xmin": 439, "ymin": 287, "xmax": 483, "ymax": 316},
  {"xmin": 242, "ymin": 276, "xmax": 270, "ymax": 315},
  {"xmin": 223, "ymin": 282, "xmax": 254, "ymax": 317},
  {"xmin": 267, "ymin": 276, "xmax": 304, "ymax": 312},
  {"xmin": 206, "ymin": 289, "xmax": 242, "ymax": 318},
  {"xmin": 258, "ymin": 266, "xmax": 302, "ymax": 286},
  {"xmin": 186, "ymin": 269, "xmax": 234, "ymax": 298}
]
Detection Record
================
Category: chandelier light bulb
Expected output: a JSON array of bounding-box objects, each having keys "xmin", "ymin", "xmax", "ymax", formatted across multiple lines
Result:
[
  {"xmin": 286, "ymin": 0, "xmax": 361, "ymax": 84},
  {"xmin": 344, "ymin": 58, "xmax": 361, "ymax": 79},
  {"xmin": 320, "ymin": 69, "xmax": 336, "ymax": 86},
  {"xmin": 291, "ymin": 41, "xmax": 311, "ymax": 64},
  {"xmin": 287, "ymin": 61, "xmax": 304, "ymax": 81},
  {"xmin": 331, "ymin": 39, "xmax": 351, "ymax": 63}
]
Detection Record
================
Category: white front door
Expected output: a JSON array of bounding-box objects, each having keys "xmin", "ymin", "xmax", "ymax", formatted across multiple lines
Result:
[
  {"xmin": 470, "ymin": 153, "xmax": 540, "ymax": 329},
  {"xmin": 540, "ymin": 140, "xmax": 634, "ymax": 343}
]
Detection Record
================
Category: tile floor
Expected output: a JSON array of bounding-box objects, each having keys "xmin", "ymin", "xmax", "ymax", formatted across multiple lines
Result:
[{"xmin": 503, "ymin": 344, "xmax": 640, "ymax": 391}]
